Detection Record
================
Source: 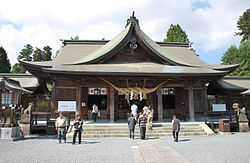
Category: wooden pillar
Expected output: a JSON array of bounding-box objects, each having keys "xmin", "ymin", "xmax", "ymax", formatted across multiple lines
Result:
[
  {"xmin": 226, "ymin": 95, "xmax": 231, "ymax": 111},
  {"xmin": 76, "ymin": 85, "xmax": 81, "ymax": 115},
  {"xmin": 157, "ymin": 88, "xmax": 163, "ymax": 122},
  {"xmin": 204, "ymin": 87, "xmax": 208, "ymax": 112},
  {"xmin": 81, "ymin": 87, "xmax": 88, "ymax": 120},
  {"xmin": 188, "ymin": 86, "xmax": 195, "ymax": 121},
  {"xmin": 51, "ymin": 82, "xmax": 56, "ymax": 116},
  {"xmin": 110, "ymin": 87, "xmax": 115, "ymax": 122},
  {"xmin": 107, "ymin": 89, "xmax": 110, "ymax": 119}
]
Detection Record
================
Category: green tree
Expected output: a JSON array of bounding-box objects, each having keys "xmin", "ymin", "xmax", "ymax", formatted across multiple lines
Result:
[
  {"xmin": 42, "ymin": 46, "xmax": 52, "ymax": 61},
  {"xmin": 0, "ymin": 47, "xmax": 11, "ymax": 73},
  {"xmin": 18, "ymin": 44, "xmax": 33, "ymax": 61},
  {"xmin": 71, "ymin": 35, "xmax": 79, "ymax": 40},
  {"xmin": 15, "ymin": 44, "xmax": 33, "ymax": 73},
  {"xmin": 12, "ymin": 63, "xmax": 25, "ymax": 73},
  {"xmin": 164, "ymin": 24, "xmax": 189, "ymax": 43},
  {"xmin": 221, "ymin": 39, "xmax": 250, "ymax": 76},
  {"xmin": 221, "ymin": 45, "xmax": 239, "ymax": 65},
  {"xmin": 235, "ymin": 9, "xmax": 250, "ymax": 43},
  {"xmin": 33, "ymin": 48, "xmax": 43, "ymax": 61}
]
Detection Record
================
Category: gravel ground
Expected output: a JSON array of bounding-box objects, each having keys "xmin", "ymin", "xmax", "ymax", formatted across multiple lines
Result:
[
  {"xmin": 0, "ymin": 137, "xmax": 133, "ymax": 163},
  {"xmin": 162, "ymin": 133, "xmax": 250, "ymax": 163},
  {"xmin": 0, "ymin": 133, "xmax": 249, "ymax": 163}
]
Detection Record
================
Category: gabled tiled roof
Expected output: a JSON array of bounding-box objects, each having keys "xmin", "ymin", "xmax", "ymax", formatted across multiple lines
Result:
[
  {"xmin": 0, "ymin": 76, "xmax": 33, "ymax": 94},
  {"xmin": 20, "ymin": 13, "xmax": 237, "ymax": 77},
  {"xmin": 0, "ymin": 73, "xmax": 40, "ymax": 89},
  {"xmin": 223, "ymin": 77, "xmax": 250, "ymax": 95},
  {"xmin": 207, "ymin": 76, "xmax": 249, "ymax": 95}
]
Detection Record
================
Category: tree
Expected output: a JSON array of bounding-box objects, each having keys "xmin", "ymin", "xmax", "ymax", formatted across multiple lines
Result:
[
  {"xmin": 221, "ymin": 45, "xmax": 239, "ymax": 65},
  {"xmin": 236, "ymin": 39, "xmax": 250, "ymax": 76},
  {"xmin": 12, "ymin": 63, "xmax": 25, "ymax": 73},
  {"xmin": 18, "ymin": 44, "xmax": 33, "ymax": 61},
  {"xmin": 33, "ymin": 48, "xmax": 43, "ymax": 61},
  {"xmin": 235, "ymin": 9, "xmax": 250, "ymax": 43},
  {"xmin": 71, "ymin": 35, "xmax": 79, "ymax": 40},
  {"xmin": 0, "ymin": 47, "xmax": 11, "ymax": 73},
  {"xmin": 164, "ymin": 24, "xmax": 189, "ymax": 43},
  {"xmin": 221, "ymin": 39, "xmax": 250, "ymax": 76},
  {"xmin": 42, "ymin": 46, "xmax": 52, "ymax": 61},
  {"xmin": 15, "ymin": 44, "xmax": 33, "ymax": 73}
]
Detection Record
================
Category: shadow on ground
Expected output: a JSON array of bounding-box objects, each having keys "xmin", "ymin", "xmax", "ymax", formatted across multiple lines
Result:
[
  {"xmin": 20, "ymin": 135, "xmax": 57, "ymax": 141},
  {"xmin": 134, "ymin": 137, "xmax": 160, "ymax": 140},
  {"xmin": 178, "ymin": 139, "xmax": 191, "ymax": 142}
]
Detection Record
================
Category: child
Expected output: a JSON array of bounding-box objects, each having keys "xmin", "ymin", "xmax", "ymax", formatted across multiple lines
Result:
[{"xmin": 128, "ymin": 113, "xmax": 136, "ymax": 139}]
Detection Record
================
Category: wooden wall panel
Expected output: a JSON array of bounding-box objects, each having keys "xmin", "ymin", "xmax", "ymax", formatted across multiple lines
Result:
[
  {"xmin": 80, "ymin": 87, "xmax": 88, "ymax": 119},
  {"xmin": 175, "ymin": 87, "xmax": 185, "ymax": 119}
]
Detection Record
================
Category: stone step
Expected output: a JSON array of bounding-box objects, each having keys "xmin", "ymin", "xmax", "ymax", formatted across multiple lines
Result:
[
  {"xmin": 81, "ymin": 128, "xmax": 203, "ymax": 132},
  {"xmin": 67, "ymin": 132, "xmax": 207, "ymax": 138},
  {"xmin": 65, "ymin": 123, "xmax": 210, "ymax": 139},
  {"xmin": 82, "ymin": 124, "xmax": 200, "ymax": 128},
  {"xmin": 82, "ymin": 130, "xmax": 204, "ymax": 134},
  {"xmin": 81, "ymin": 127, "xmax": 202, "ymax": 130}
]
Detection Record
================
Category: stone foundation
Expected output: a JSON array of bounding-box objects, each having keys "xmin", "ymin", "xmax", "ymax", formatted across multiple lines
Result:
[
  {"xmin": 0, "ymin": 126, "xmax": 23, "ymax": 140},
  {"xmin": 19, "ymin": 123, "xmax": 30, "ymax": 136},
  {"xmin": 239, "ymin": 122, "xmax": 249, "ymax": 132}
]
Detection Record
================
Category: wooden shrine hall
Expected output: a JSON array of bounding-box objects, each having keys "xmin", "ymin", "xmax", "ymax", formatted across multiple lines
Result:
[{"xmin": 20, "ymin": 13, "xmax": 239, "ymax": 121}]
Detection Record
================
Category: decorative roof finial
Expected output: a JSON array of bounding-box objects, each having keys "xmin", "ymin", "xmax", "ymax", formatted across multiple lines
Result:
[{"xmin": 126, "ymin": 11, "xmax": 139, "ymax": 27}]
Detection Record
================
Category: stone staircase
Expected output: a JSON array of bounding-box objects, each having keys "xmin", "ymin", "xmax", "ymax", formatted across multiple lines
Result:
[{"xmin": 66, "ymin": 122, "xmax": 211, "ymax": 139}]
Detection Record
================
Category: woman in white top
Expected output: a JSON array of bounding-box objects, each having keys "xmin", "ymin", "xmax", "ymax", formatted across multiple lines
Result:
[
  {"xmin": 92, "ymin": 104, "xmax": 98, "ymax": 122},
  {"xmin": 131, "ymin": 104, "xmax": 138, "ymax": 117}
]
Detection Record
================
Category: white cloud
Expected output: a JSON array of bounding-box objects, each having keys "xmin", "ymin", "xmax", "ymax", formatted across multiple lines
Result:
[{"xmin": 0, "ymin": 0, "xmax": 249, "ymax": 65}]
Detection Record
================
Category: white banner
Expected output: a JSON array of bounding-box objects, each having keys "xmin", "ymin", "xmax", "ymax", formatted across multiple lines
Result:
[
  {"xmin": 58, "ymin": 101, "xmax": 76, "ymax": 112},
  {"xmin": 212, "ymin": 104, "xmax": 226, "ymax": 112}
]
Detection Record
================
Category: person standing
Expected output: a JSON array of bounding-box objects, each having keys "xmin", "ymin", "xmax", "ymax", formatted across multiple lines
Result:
[
  {"xmin": 128, "ymin": 113, "xmax": 136, "ymax": 139},
  {"xmin": 72, "ymin": 114, "xmax": 83, "ymax": 144},
  {"xmin": 172, "ymin": 115, "xmax": 180, "ymax": 142},
  {"xmin": 55, "ymin": 112, "xmax": 68, "ymax": 143},
  {"xmin": 143, "ymin": 105, "xmax": 148, "ymax": 115},
  {"xmin": 131, "ymin": 103, "xmax": 138, "ymax": 118},
  {"xmin": 138, "ymin": 113, "xmax": 147, "ymax": 140},
  {"xmin": 146, "ymin": 105, "xmax": 154, "ymax": 130},
  {"xmin": 92, "ymin": 104, "xmax": 98, "ymax": 122}
]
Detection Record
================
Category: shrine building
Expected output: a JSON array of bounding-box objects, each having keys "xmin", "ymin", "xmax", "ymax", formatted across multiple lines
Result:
[{"xmin": 20, "ymin": 13, "xmax": 241, "ymax": 121}]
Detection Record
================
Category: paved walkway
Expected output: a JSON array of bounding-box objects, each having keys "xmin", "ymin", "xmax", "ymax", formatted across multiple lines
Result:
[
  {"xmin": 130, "ymin": 139, "xmax": 189, "ymax": 163},
  {"xmin": 0, "ymin": 133, "xmax": 250, "ymax": 163}
]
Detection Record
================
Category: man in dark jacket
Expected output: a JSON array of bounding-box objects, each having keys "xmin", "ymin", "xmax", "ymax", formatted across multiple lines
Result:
[
  {"xmin": 138, "ymin": 112, "xmax": 147, "ymax": 140},
  {"xmin": 128, "ymin": 113, "xmax": 136, "ymax": 139},
  {"xmin": 172, "ymin": 114, "xmax": 180, "ymax": 142},
  {"xmin": 72, "ymin": 114, "xmax": 83, "ymax": 144}
]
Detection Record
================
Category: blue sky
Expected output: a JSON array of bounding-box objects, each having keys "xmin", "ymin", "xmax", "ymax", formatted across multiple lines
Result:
[
  {"xmin": 0, "ymin": 0, "xmax": 248, "ymax": 66},
  {"xmin": 192, "ymin": 0, "xmax": 211, "ymax": 10}
]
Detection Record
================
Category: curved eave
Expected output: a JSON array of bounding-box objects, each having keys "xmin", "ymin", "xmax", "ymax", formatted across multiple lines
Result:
[
  {"xmin": 41, "ymin": 68, "xmax": 229, "ymax": 77},
  {"xmin": 212, "ymin": 64, "xmax": 239, "ymax": 72},
  {"xmin": 207, "ymin": 79, "xmax": 248, "ymax": 95},
  {"xmin": 1, "ymin": 81, "xmax": 33, "ymax": 94},
  {"xmin": 19, "ymin": 60, "xmax": 53, "ymax": 69},
  {"xmin": 241, "ymin": 90, "xmax": 250, "ymax": 95}
]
